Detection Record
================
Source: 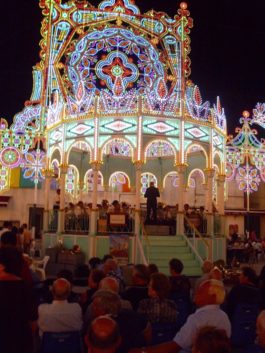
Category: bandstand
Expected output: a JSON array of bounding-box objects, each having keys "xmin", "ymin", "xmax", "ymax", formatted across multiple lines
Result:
[{"xmin": 0, "ymin": 0, "xmax": 228, "ymax": 274}]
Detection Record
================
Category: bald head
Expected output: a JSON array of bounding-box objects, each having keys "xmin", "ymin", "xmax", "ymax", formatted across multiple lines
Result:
[
  {"xmin": 52, "ymin": 278, "xmax": 71, "ymax": 300},
  {"xmin": 99, "ymin": 277, "xmax": 119, "ymax": 294},
  {"xmin": 195, "ymin": 279, "xmax": 225, "ymax": 307},
  {"xmin": 88, "ymin": 316, "xmax": 120, "ymax": 352}
]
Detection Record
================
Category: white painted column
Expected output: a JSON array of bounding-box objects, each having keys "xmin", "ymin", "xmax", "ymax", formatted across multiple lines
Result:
[
  {"xmin": 43, "ymin": 170, "xmax": 52, "ymax": 231},
  {"xmin": 57, "ymin": 164, "xmax": 68, "ymax": 234},
  {"xmin": 204, "ymin": 168, "xmax": 215, "ymax": 236},
  {"xmin": 176, "ymin": 164, "xmax": 187, "ymax": 236}
]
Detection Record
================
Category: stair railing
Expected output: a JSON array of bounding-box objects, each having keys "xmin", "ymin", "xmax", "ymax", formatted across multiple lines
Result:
[
  {"xmin": 134, "ymin": 210, "xmax": 149, "ymax": 265},
  {"xmin": 183, "ymin": 215, "xmax": 210, "ymax": 263}
]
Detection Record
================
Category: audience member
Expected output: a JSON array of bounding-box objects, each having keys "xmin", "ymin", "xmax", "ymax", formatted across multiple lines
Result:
[
  {"xmin": 87, "ymin": 290, "xmax": 151, "ymax": 353},
  {"xmin": 225, "ymin": 266, "xmax": 262, "ymax": 319},
  {"xmin": 86, "ymin": 316, "xmax": 121, "ymax": 353},
  {"xmin": 1, "ymin": 230, "xmax": 33, "ymax": 285},
  {"xmin": 169, "ymin": 258, "xmax": 191, "ymax": 298},
  {"xmin": 194, "ymin": 260, "xmax": 213, "ymax": 291},
  {"xmin": 38, "ymin": 278, "xmax": 82, "ymax": 336},
  {"xmin": 122, "ymin": 264, "xmax": 149, "ymax": 310},
  {"xmin": 244, "ymin": 310, "xmax": 265, "ymax": 353},
  {"xmin": 193, "ymin": 326, "xmax": 231, "ymax": 353},
  {"xmin": 138, "ymin": 272, "xmax": 177, "ymax": 324},
  {"xmin": 81, "ymin": 268, "xmax": 106, "ymax": 313},
  {"xmin": 148, "ymin": 263, "xmax": 159, "ymax": 276},
  {"xmin": 99, "ymin": 277, "xmax": 132, "ymax": 310},
  {"xmin": 103, "ymin": 258, "xmax": 125, "ymax": 292},
  {"xmin": 0, "ymin": 220, "xmax": 12, "ymax": 238},
  {"xmin": 0, "ymin": 247, "xmax": 37, "ymax": 353},
  {"xmin": 129, "ymin": 279, "xmax": 230, "ymax": 353}
]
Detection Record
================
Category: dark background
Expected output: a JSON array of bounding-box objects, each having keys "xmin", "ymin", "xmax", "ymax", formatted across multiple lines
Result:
[{"xmin": 0, "ymin": 0, "xmax": 265, "ymax": 135}]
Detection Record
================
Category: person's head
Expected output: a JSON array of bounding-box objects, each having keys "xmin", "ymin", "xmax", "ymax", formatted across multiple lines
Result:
[
  {"xmin": 194, "ymin": 279, "xmax": 225, "ymax": 307},
  {"xmin": 102, "ymin": 254, "xmax": 113, "ymax": 263},
  {"xmin": 103, "ymin": 259, "xmax": 118, "ymax": 275},
  {"xmin": 52, "ymin": 278, "xmax": 71, "ymax": 300},
  {"xmin": 201, "ymin": 260, "xmax": 214, "ymax": 274},
  {"xmin": 22, "ymin": 223, "xmax": 28, "ymax": 229},
  {"xmin": 57, "ymin": 269, "xmax": 74, "ymax": 285},
  {"xmin": 1, "ymin": 231, "xmax": 17, "ymax": 248},
  {"xmin": 91, "ymin": 290, "xmax": 121, "ymax": 318},
  {"xmin": 0, "ymin": 247, "xmax": 23, "ymax": 276},
  {"xmin": 99, "ymin": 277, "xmax": 119, "ymax": 294},
  {"xmin": 148, "ymin": 272, "xmax": 171, "ymax": 300},
  {"xmin": 89, "ymin": 257, "xmax": 102, "ymax": 270},
  {"xmin": 169, "ymin": 258, "xmax": 184, "ymax": 275},
  {"xmin": 209, "ymin": 267, "xmax": 223, "ymax": 281},
  {"xmin": 89, "ymin": 269, "xmax": 106, "ymax": 289},
  {"xmin": 86, "ymin": 316, "xmax": 121, "ymax": 353},
  {"xmin": 239, "ymin": 266, "xmax": 257, "ymax": 285},
  {"xmin": 192, "ymin": 326, "xmax": 231, "ymax": 353},
  {"xmin": 257, "ymin": 310, "xmax": 265, "ymax": 348},
  {"xmin": 2, "ymin": 221, "xmax": 12, "ymax": 230},
  {"xmin": 148, "ymin": 263, "xmax": 159, "ymax": 276},
  {"xmin": 56, "ymin": 189, "xmax": 61, "ymax": 195},
  {"xmin": 150, "ymin": 181, "xmax": 154, "ymax": 187},
  {"xmin": 132, "ymin": 264, "xmax": 149, "ymax": 286}
]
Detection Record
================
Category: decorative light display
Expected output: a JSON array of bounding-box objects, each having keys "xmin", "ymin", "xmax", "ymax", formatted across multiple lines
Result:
[
  {"xmin": 141, "ymin": 173, "xmax": 157, "ymax": 195},
  {"xmin": 103, "ymin": 138, "xmax": 132, "ymax": 157},
  {"xmin": 145, "ymin": 140, "xmax": 175, "ymax": 158},
  {"xmin": 22, "ymin": 149, "xmax": 46, "ymax": 184},
  {"xmin": 227, "ymin": 111, "xmax": 265, "ymax": 196},
  {"xmin": 0, "ymin": 166, "xmax": 9, "ymax": 192},
  {"xmin": 252, "ymin": 103, "xmax": 265, "ymax": 129},
  {"xmin": 84, "ymin": 169, "xmax": 103, "ymax": 191},
  {"xmin": 109, "ymin": 171, "xmax": 130, "ymax": 191},
  {"xmin": 0, "ymin": 147, "xmax": 22, "ymax": 168},
  {"xmin": 163, "ymin": 172, "xmax": 179, "ymax": 188},
  {"xmin": 236, "ymin": 166, "xmax": 260, "ymax": 193},
  {"xmin": 66, "ymin": 166, "xmax": 79, "ymax": 196}
]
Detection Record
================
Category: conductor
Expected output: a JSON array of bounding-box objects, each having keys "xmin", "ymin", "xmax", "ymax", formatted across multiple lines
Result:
[{"xmin": 144, "ymin": 181, "xmax": 160, "ymax": 223}]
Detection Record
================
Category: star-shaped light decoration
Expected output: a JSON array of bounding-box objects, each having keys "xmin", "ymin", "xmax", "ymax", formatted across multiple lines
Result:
[
  {"xmin": 236, "ymin": 166, "xmax": 260, "ymax": 193},
  {"xmin": 22, "ymin": 149, "xmax": 46, "ymax": 184}
]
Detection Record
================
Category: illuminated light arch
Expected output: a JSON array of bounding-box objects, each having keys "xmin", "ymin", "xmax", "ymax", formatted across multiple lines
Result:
[
  {"xmin": 163, "ymin": 171, "xmax": 179, "ymax": 188},
  {"xmin": 65, "ymin": 165, "xmax": 79, "ymax": 197},
  {"xmin": 144, "ymin": 139, "xmax": 177, "ymax": 163},
  {"xmin": 185, "ymin": 143, "xmax": 208, "ymax": 167},
  {"xmin": 66, "ymin": 140, "xmax": 92, "ymax": 164},
  {"xmin": 109, "ymin": 171, "xmax": 131, "ymax": 191},
  {"xmin": 0, "ymin": 166, "xmax": 10, "ymax": 193},
  {"xmin": 84, "ymin": 169, "xmax": 104, "ymax": 191},
  {"xmin": 49, "ymin": 147, "xmax": 63, "ymax": 165},
  {"xmin": 213, "ymin": 151, "xmax": 223, "ymax": 174},
  {"xmin": 141, "ymin": 172, "xmax": 157, "ymax": 195},
  {"xmin": 187, "ymin": 169, "xmax": 205, "ymax": 188},
  {"xmin": 213, "ymin": 164, "xmax": 220, "ymax": 175},
  {"xmin": 101, "ymin": 137, "xmax": 134, "ymax": 161}
]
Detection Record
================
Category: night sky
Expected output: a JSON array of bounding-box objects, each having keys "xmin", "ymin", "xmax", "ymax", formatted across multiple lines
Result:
[{"xmin": 0, "ymin": 0, "xmax": 265, "ymax": 135}]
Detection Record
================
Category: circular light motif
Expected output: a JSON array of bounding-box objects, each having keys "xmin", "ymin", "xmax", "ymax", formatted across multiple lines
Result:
[{"xmin": 0, "ymin": 147, "xmax": 21, "ymax": 168}]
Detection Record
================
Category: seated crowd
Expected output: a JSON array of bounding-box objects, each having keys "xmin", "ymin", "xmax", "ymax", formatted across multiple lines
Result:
[{"xmin": 1, "ymin": 229, "xmax": 265, "ymax": 353}]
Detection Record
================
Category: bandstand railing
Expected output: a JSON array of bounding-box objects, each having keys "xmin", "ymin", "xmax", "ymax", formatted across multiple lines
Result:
[{"xmin": 183, "ymin": 215, "xmax": 210, "ymax": 263}]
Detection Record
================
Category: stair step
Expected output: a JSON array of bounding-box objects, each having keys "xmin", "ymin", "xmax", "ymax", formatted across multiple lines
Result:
[
  {"xmin": 149, "ymin": 247, "xmax": 191, "ymax": 255},
  {"xmin": 149, "ymin": 253, "xmax": 195, "ymax": 261}
]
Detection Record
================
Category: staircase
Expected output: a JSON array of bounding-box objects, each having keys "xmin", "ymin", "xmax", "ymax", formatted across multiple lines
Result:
[{"xmin": 143, "ymin": 235, "xmax": 202, "ymax": 277}]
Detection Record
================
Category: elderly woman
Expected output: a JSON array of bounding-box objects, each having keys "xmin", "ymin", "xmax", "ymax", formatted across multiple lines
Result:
[{"xmin": 137, "ymin": 272, "xmax": 177, "ymax": 324}]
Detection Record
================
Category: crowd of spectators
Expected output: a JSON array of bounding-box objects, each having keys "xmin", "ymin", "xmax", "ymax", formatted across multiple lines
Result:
[{"xmin": 1, "ymin": 226, "xmax": 265, "ymax": 353}]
